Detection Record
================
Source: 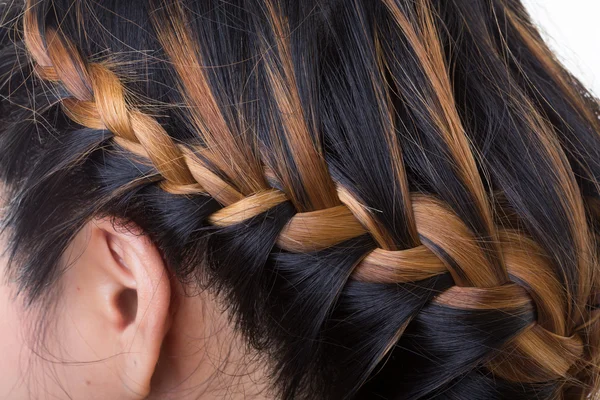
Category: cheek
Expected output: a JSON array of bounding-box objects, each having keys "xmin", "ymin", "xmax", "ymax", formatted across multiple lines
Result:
[
  {"xmin": 0, "ymin": 234, "xmax": 127, "ymax": 399},
  {"xmin": 0, "ymin": 222, "xmax": 32, "ymax": 397},
  {"xmin": 0, "ymin": 275, "xmax": 31, "ymax": 398},
  {"xmin": 0, "ymin": 276, "xmax": 124, "ymax": 400}
]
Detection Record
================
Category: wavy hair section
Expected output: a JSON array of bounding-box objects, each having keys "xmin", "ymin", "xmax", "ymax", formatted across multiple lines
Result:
[{"xmin": 0, "ymin": 0, "xmax": 599, "ymax": 398}]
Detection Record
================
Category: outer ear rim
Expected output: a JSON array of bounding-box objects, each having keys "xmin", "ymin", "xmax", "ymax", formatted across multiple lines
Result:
[
  {"xmin": 93, "ymin": 217, "xmax": 172, "ymax": 399},
  {"xmin": 101, "ymin": 227, "xmax": 138, "ymax": 289}
]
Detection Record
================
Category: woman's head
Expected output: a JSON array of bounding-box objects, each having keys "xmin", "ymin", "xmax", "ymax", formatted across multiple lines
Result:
[{"xmin": 1, "ymin": 0, "xmax": 599, "ymax": 398}]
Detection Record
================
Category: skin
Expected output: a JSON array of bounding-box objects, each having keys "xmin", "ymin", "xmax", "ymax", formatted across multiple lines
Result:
[{"xmin": 0, "ymin": 191, "xmax": 270, "ymax": 399}]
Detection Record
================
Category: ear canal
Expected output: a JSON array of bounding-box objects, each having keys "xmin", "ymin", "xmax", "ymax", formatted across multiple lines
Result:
[{"xmin": 116, "ymin": 288, "xmax": 138, "ymax": 328}]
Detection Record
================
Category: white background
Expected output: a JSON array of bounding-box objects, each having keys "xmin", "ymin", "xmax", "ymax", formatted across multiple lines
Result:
[{"xmin": 523, "ymin": 0, "xmax": 600, "ymax": 97}]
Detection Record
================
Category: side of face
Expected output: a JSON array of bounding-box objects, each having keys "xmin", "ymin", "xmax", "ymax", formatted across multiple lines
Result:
[
  {"xmin": 0, "ymin": 216, "xmax": 172, "ymax": 399},
  {"xmin": 0, "ymin": 235, "xmax": 30, "ymax": 399},
  {"xmin": 0, "ymin": 206, "xmax": 271, "ymax": 400}
]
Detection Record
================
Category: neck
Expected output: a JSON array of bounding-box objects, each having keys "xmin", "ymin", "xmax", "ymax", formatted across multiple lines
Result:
[{"xmin": 149, "ymin": 282, "xmax": 272, "ymax": 400}]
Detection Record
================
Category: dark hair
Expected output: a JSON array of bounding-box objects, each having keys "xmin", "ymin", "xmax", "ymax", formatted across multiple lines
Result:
[{"xmin": 1, "ymin": 0, "xmax": 600, "ymax": 398}]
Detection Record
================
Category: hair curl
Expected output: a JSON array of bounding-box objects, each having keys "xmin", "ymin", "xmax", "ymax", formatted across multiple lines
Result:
[{"xmin": 1, "ymin": 0, "xmax": 600, "ymax": 398}]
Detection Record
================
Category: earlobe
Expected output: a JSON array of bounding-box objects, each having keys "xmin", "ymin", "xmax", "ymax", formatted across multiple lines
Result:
[{"xmin": 75, "ymin": 218, "xmax": 172, "ymax": 398}]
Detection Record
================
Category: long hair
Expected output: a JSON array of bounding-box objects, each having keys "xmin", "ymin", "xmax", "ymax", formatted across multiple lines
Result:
[{"xmin": 1, "ymin": 0, "xmax": 600, "ymax": 398}]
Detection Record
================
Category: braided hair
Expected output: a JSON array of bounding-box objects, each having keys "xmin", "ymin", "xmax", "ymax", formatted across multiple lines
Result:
[{"xmin": 1, "ymin": 0, "xmax": 600, "ymax": 398}]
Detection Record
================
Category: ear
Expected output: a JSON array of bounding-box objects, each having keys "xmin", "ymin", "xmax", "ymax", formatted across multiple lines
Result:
[{"xmin": 58, "ymin": 217, "xmax": 172, "ymax": 398}]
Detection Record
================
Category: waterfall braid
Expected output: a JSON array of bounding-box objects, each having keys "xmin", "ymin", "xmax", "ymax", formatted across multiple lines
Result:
[{"xmin": 1, "ymin": 0, "xmax": 600, "ymax": 398}]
